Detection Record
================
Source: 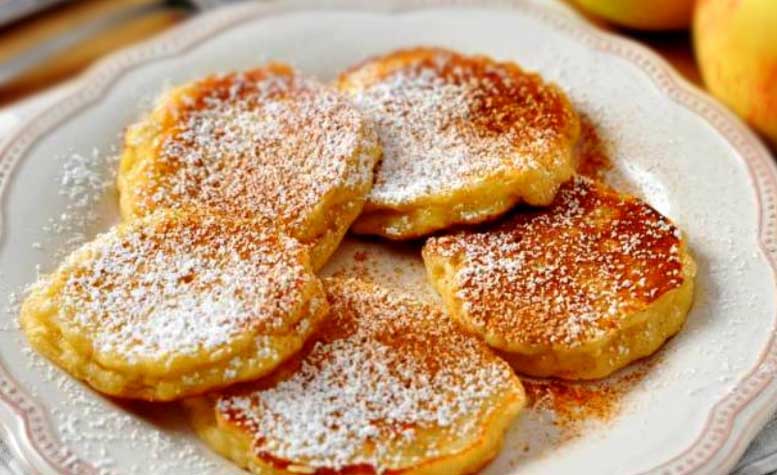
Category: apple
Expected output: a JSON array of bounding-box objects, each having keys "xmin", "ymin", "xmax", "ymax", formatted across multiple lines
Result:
[
  {"xmin": 572, "ymin": 0, "xmax": 694, "ymax": 30},
  {"xmin": 694, "ymin": 0, "xmax": 777, "ymax": 143}
]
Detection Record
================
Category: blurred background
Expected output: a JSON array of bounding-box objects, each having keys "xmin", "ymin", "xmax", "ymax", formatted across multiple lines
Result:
[{"xmin": 0, "ymin": 0, "xmax": 775, "ymax": 148}]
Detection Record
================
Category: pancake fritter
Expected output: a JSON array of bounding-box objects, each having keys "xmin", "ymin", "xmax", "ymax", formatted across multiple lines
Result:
[
  {"xmin": 338, "ymin": 47, "xmax": 580, "ymax": 239},
  {"xmin": 19, "ymin": 209, "xmax": 327, "ymax": 401},
  {"xmin": 118, "ymin": 64, "xmax": 381, "ymax": 269},
  {"xmin": 186, "ymin": 278, "xmax": 525, "ymax": 475},
  {"xmin": 423, "ymin": 177, "xmax": 696, "ymax": 380}
]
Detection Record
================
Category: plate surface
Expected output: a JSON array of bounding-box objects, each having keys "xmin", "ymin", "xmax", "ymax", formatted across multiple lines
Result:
[{"xmin": 1, "ymin": 1, "xmax": 776, "ymax": 474}]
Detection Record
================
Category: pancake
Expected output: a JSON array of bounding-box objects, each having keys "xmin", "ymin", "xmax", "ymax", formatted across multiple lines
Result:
[
  {"xmin": 118, "ymin": 64, "xmax": 382, "ymax": 269},
  {"xmin": 338, "ymin": 47, "xmax": 580, "ymax": 239},
  {"xmin": 185, "ymin": 278, "xmax": 525, "ymax": 475},
  {"xmin": 19, "ymin": 209, "xmax": 327, "ymax": 401},
  {"xmin": 423, "ymin": 177, "xmax": 696, "ymax": 379}
]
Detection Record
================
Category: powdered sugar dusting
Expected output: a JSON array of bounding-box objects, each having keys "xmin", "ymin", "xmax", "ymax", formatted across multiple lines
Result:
[
  {"xmin": 40, "ymin": 147, "xmax": 119, "ymax": 256},
  {"xmin": 53, "ymin": 211, "xmax": 314, "ymax": 363},
  {"xmin": 216, "ymin": 278, "xmax": 520, "ymax": 473},
  {"xmin": 342, "ymin": 48, "xmax": 576, "ymax": 205},
  {"xmin": 425, "ymin": 176, "xmax": 687, "ymax": 347},
  {"xmin": 22, "ymin": 347, "xmax": 223, "ymax": 475},
  {"xmin": 129, "ymin": 65, "xmax": 379, "ymax": 241}
]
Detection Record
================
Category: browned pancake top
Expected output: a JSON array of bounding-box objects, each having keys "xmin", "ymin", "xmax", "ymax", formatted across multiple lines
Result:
[
  {"xmin": 126, "ymin": 64, "xmax": 378, "ymax": 240},
  {"xmin": 54, "ymin": 209, "xmax": 318, "ymax": 365},
  {"xmin": 424, "ymin": 177, "xmax": 686, "ymax": 347},
  {"xmin": 338, "ymin": 47, "xmax": 579, "ymax": 206},
  {"xmin": 216, "ymin": 278, "xmax": 521, "ymax": 473}
]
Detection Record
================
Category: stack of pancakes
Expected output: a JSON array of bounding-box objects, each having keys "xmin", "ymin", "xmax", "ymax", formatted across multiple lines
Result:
[{"xmin": 20, "ymin": 47, "xmax": 695, "ymax": 475}]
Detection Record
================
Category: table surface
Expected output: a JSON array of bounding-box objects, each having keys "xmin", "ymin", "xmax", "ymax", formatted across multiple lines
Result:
[{"xmin": 0, "ymin": 0, "xmax": 703, "ymax": 106}]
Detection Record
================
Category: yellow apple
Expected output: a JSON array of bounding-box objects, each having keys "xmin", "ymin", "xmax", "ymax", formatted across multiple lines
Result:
[
  {"xmin": 694, "ymin": 0, "xmax": 777, "ymax": 143},
  {"xmin": 572, "ymin": 0, "xmax": 694, "ymax": 30}
]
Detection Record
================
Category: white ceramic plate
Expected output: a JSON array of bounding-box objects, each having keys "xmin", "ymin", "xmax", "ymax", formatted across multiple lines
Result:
[{"xmin": 1, "ymin": 1, "xmax": 776, "ymax": 474}]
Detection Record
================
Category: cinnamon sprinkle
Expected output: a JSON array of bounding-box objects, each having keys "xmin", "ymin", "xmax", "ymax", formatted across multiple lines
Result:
[
  {"xmin": 339, "ymin": 47, "xmax": 579, "ymax": 207},
  {"xmin": 126, "ymin": 64, "xmax": 379, "ymax": 241},
  {"xmin": 575, "ymin": 113, "xmax": 611, "ymax": 180},
  {"xmin": 47, "ymin": 210, "xmax": 317, "ymax": 364},
  {"xmin": 216, "ymin": 278, "xmax": 521, "ymax": 473},
  {"xmin": 424, "ymin": 176, "xmax": 685, "ymax": 347},
  {"xmin": 523, "ymin": 357, "xmax": 657, "ymax": 437}
]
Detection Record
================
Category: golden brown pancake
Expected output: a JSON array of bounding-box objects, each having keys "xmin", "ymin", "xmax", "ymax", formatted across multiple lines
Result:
[
  {"xmin": 20, "ymin": 209, "xmax": 327, "ymax": 401},
  {"xmin": 186, "ymin": 278, "xmax": 525, "ymax": 475},
  {"xmin": 118, "ymin": 64, "xmax": 381, "ymax": 269},
  {"xmin": 423, "ymin": 177, "xmax": 696, "ymax": 379},
  {"xmin": 338, "ymin": 47, "xmax": 580, "ymax": 239}
]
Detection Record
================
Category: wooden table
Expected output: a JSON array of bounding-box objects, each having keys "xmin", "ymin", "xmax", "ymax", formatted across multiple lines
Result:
[
  {"xmin": 0, "ymin": 0, "xmax": 187, "ymax": 105},
  {"xmin": 0, "ymin": 0, "xmax": 703, "ymax": 107}
]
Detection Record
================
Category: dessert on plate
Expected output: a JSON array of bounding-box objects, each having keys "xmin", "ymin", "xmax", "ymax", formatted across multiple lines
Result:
[
  {"xmin": 19, "ymin": 46, "xmax": 695, "ymax": 474},
  {"xmin": 186, "ymin": 278, "xmax": 525, "ymax": 475},
  {"xmin": 338, "ymin": 47, "xmax": 580, "ymax": 239},
  {"xmin": 118, "ymin": 63, "xmax": 382, "ymax": 270},
  {"xmin": 423, "ymin": 177, "xmax": 696, "ymax": 379},
  {"xmin": 20, "ymin": 209, "xmax": 327, "ymax": 401}
]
